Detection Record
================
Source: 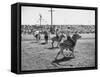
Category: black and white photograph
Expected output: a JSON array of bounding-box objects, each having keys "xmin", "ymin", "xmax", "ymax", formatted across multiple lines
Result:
[{"xmin": 21, "ymin": 5, "xmax": 96, "ymax": 71}]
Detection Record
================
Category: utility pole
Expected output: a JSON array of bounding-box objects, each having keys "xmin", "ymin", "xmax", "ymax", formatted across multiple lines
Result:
[
  {"xmin": 48, "ymin": 8, "xmax": 54, "ymax": 26},
  {"xmin": 48, "ymin": 8, "xmax": 55, "ymax": 34},
  {"xmin": 51, "ymin": 8, "xmax": 53, "ymax": 26},
  {"xmin": 39, "ymin": 14, "xmax": 42, "ymax": 26}
]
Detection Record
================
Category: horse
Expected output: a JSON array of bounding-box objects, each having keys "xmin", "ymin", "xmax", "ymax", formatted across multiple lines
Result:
[
  {"xmin": 54, "ymin": 33, "xmax": 81, "ymax": 60},
  {"xmin": 51, "ymin": 34, "xmax": 65, "ymax": 48}
]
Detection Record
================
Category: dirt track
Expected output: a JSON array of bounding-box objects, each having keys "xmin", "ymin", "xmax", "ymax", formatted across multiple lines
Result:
[{"xmin": 21, "ymin": 37, "xmax": 95, "ymax": 71}]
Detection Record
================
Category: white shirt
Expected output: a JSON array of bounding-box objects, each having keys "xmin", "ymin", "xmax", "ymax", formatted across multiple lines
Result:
[{"xmin": 34, "ymin": 30, "xmax": 39, "ymax": 35}]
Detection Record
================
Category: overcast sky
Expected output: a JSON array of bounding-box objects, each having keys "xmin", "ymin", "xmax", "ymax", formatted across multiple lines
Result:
[{"xmin": 21, "ymin": 6, "xmax": 95, "ymax": 25}]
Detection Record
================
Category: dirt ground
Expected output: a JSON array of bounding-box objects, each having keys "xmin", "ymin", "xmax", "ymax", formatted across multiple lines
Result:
[{"xmin": 21, "ymin": 35, "xmax": 95, "ymax": 71}]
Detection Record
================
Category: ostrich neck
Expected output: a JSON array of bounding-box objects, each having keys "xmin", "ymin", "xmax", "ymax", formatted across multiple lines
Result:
[
  {"xmin": 59, "ymin": 37, "xmax": 63, "ymax": 42},
  {"xmin": 72, "ymin": 38, "xmax": 77, "ymax": 45}
]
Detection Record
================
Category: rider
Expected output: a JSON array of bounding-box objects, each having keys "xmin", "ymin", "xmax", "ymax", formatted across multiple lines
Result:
[
  {"xmin": 66, "ymin": 30, "xmax": 71, "ymax": 40},
  {"xmin": 34, "ymin": 30, "xmax": 40, "ymax": 41},
  {"xmin": 34, "ymin": 30, "xmax": 39, "ymax": 38},
  {"xmin": 55, "ymin": 28, "xmax": 59, "ymax": 38},
  {"xmin": 44, "ymin": 30, "xmax": 49, "ymax": 43}
]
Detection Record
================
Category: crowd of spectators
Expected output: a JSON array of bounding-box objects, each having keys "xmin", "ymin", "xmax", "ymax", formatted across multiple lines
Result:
[{"xmin": 21, "ymin": 25, "xmax": 95, "ymax": 35}]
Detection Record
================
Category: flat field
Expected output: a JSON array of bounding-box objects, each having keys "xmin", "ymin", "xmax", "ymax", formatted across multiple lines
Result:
[{"xmin": 21, "ymin": 34, "xmax": 95, "ymax": 71}]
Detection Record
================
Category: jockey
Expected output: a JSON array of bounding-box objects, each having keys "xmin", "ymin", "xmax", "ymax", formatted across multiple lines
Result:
[
  {"xmin": 34, "ymin": 30, "xmax": 39, "ymax": 38},
  {"xmin": 66, "ymin": 30, "xmax": 71, "ymax": 41},
  {"xmin": 44, "ymin": 30, "xmax": 49, "ymax": 43},
  {"xmin": 55, "ymin": 28, "xmax": 59, "ymax": 38}
]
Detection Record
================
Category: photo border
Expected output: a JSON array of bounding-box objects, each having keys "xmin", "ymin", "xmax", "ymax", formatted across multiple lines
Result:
[{"xmin": 16, "ymin": 2, "xmax": 98, "ymax": 74}]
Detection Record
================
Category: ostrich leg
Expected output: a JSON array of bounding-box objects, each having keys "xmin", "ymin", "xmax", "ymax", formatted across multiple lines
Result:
[
  {"xmin": 57, "ymin": 42, "xmax": 60, "ymax": 48},
  {"xmin": 69, "ymin": 47, "xmax": 75, "ymax": 57},
  {"xmin": 55, "ymin": 48, "xmax": 63, "ymax": 60},
  {"xmin": 51, "ymin": 41, "xmax": 54, "ymax": 48}
]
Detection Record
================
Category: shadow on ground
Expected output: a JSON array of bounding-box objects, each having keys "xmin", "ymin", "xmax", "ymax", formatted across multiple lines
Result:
[{"xmin": 51, "ymin": 57, "xmax": 75, "ymax": 67}]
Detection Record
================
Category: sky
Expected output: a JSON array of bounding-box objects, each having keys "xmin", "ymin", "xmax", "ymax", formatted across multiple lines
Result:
[{"xmin": 21, "ymin": 6, "xmax": 95, "ymax": 25}]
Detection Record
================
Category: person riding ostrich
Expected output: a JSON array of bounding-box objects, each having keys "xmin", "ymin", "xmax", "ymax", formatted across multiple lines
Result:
[
  {"xmin": 44, "ymin": 30, "xmax": 49, "ymax": 44},
  {"xmin": 55, "ymin": 28, "xmax": 59, "ymax": 38},
  {"xmin": 34, "ymin": 30, "xmax": 41, "ymax": 42},
  {"xmin": 54, "ymin": 31, "xmax": 81, "ymax": 61},
  {"xmin": 51, "ymin": 30, "xmax": 65, "ymax": 48}
]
